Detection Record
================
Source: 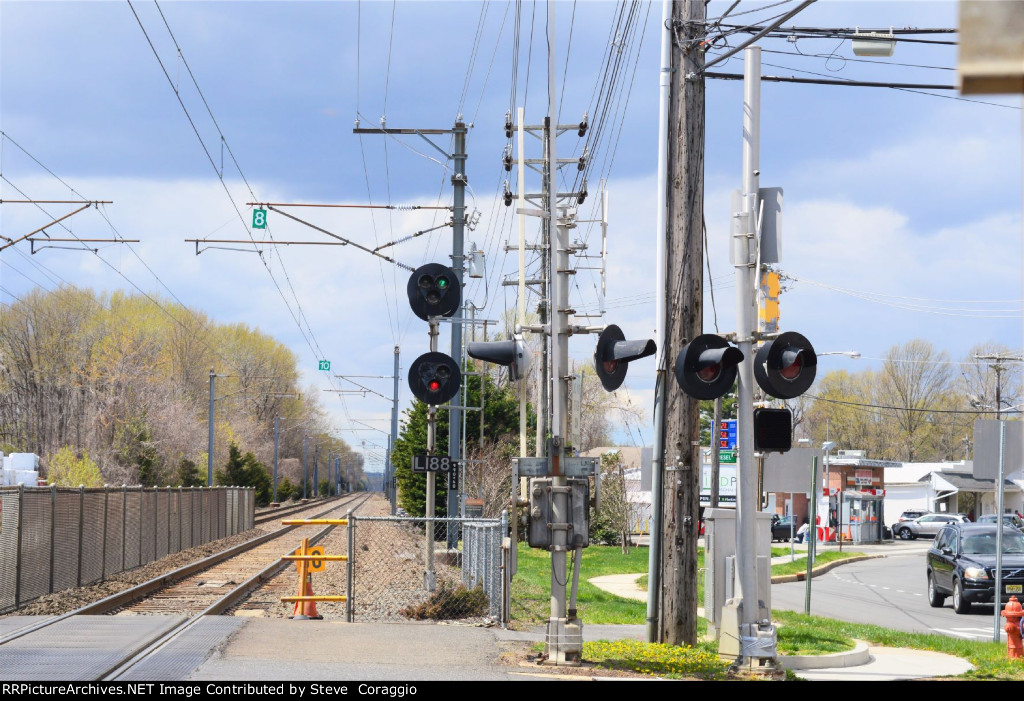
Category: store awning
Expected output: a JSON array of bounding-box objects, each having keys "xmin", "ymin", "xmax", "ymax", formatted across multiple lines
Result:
[{"xmin": 928, "ymin": 470, "xmax": 1020, "ymax": 495}]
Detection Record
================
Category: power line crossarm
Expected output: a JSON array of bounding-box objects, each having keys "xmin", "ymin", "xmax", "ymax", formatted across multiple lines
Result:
[
  {"xmin": 265, "ymin": 205, "xmax": 414, "ymax": 272},
  {"xmin": 246, "ymin": 201, "xmax": 450, "ymax": 211}
]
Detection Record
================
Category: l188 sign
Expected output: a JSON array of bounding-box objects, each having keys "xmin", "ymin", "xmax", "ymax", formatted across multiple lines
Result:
[{"xmin": 412, "ymin": 455, "xmax": 454, "ymax": 472}]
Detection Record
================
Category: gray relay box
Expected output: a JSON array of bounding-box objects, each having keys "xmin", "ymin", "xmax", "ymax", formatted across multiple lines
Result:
[{"xmin": 527, "ymin": 477, "xmax": 590, "ymax": 549}]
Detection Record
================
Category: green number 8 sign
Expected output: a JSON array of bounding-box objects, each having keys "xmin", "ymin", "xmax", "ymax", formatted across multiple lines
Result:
[{"xmin": 252, "ymin": 209, "xmax": 267, "ymax": 229}]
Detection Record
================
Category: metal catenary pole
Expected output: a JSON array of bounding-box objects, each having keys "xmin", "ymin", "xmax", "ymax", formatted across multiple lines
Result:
[
  {"xmin": 448, "ymin": 122, "xmax": 468, "ymax": 548},
  {"xmin": 544, "ymin": 0, "xmax": 579, "ymax": 665},
  {"xmin": 273, "ymin": 416, "xmax": 280, "ymax": 503},
  {"xmin": 208, "ymin": 369, "xmax": 216, "ymax": 486},
  {"xmin": 733, "ymin": 45, "xmax": 770, "ymax": 661},
  {"xmin": 391, "ymin": 345, "xmax": 400, "ymax": 514},
  {"xmin": 646, "ymin": 0, "xmax": 674, "ymax": 644}
]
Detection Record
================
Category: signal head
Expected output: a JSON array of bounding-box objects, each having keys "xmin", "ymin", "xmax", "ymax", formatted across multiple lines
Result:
[
  {"xmin": 674, "ymin": 334, "xmax": 744, "ymax": 400},
  {"xmin": 753, "ymin": 331, "xmax": 817, "ymax": 399},
  {"xmin": 408, "ymin": 352, "xmax": 461, "ymax": 405},
  {"xmin": 594, "ymin": 324, "xmax": 656, "ymax": 392},
  {"xmin": 407, "ymin": 263, "xmax": 461, "ymax": 320}
]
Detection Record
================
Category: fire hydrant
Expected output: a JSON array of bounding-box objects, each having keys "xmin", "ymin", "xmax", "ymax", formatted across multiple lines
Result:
[{"xmin": 1002, "ymin": 596, "xmax": 1023, "ymax": 659}]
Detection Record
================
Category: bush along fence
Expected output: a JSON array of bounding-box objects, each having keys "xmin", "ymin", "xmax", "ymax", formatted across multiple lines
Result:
[
  {"xmin": 0, "ymin": 485, "xmax": 255, "ymax": 613},
  {"xmin": 347, "ymin": 514, "xmax": 509, "ymax": 625}
]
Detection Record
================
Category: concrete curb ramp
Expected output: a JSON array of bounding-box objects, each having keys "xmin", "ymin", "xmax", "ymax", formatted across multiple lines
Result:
[
  {"xmin": 778, "ymin": 640, "xmax": 871, "ymax": 670},
  {"xmin": 770, "ymin": 553, "xmax": 885, "ymax": 584}
]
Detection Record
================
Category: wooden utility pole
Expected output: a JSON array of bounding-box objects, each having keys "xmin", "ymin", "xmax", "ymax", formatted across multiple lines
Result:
[{"xmin": 660, "ymin": 0, "xmax": 706, "ymax": 646}]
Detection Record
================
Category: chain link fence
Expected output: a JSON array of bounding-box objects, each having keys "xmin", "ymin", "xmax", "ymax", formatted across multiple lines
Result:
[
  {"xmin": 0, "ymin": 485, "xmax": 254, "ymax": 614},
  {"xmin": 347, "ymin": 515, "xmax": 508, "ymax": 625}
]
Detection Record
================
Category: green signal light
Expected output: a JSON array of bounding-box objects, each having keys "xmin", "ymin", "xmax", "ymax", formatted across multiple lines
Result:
[{"xmin": 436, "ymin": 276, "xmax": 449, "ymax": 289}]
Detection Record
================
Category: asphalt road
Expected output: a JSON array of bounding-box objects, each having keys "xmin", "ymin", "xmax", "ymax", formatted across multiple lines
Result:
[{"xmin": 771, "ymin": 548, "xmax": 1008, "ymax": 642}]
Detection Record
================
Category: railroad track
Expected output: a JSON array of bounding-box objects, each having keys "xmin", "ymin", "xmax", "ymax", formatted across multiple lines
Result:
[
  {"xmin": 0, "ymin": 491, "xmax": 373, "ymax": 680},
  {"xmin": 253, "ymin": 495, "xmax": 344, "ymax": 525}
]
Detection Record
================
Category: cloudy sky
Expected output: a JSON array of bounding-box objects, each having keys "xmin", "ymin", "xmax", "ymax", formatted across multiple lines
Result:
[{"xmin": 1, "ymin": 1, "xmax": 1020, "ymax": 471}]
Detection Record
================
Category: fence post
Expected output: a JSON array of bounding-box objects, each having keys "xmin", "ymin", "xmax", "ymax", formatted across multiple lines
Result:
[
  {"xmin": 500, "ymin": 510, "xmax": 509, "ymax": 628},
  {"xmin": 15, "ymin": 484, "xmax": 24, "ymax": 609},
  {"xmin": 138, "ymin": 488, "xmax": 144, "ymax": 566},
  {"xmin": 121, "ymin": 485, "xmax": 127, "ymax": 572},
  {"xmin": 166, "ymin": 487, "xmax": 172, "ymax": 557},
  {"xmin": 346, "ymin": 511, "xmax": 355, "ymax": 623},
  {"xmin": 49, "ymin": 484, "xmax": 56, "ymax": 594},
  {"xmin": 77, "ymin": 486, "xmax": 85, "ymax": 587},
  {"xmin": 101, "ymin": 486, "xmax": 109, "ymax": 581},
  {"xmin": 178, "ymin": 487, "xmax": 183, "ymax": 554}
]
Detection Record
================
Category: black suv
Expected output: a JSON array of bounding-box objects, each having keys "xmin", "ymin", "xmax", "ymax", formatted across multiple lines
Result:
[{"xmin": 926, "ymin": 523, "xmax": 1024, "ymax": 614}]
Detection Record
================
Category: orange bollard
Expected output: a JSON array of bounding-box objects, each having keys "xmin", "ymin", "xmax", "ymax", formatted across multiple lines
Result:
[{"xmin": 1002, "ymin": 596, "xmax": 1023, "ymax": 659}]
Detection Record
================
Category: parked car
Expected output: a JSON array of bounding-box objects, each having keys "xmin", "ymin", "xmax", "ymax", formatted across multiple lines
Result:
[
  {"xmin": 891, "ymin": 509, "xmax": 930, "ymax": 531},
  {"xmin": 893, "ymin": 513, "xmax": 969, "ymax": 540},
  {"xmin": 977, "ymin": 514, "xmax": 1024, "ymax": 532},
  {"xmin": 926, "ymin": 523, "xmax": 1024, "ymax": 613},
  {"xmin": 770, "ymin": 515, "xmax": 799, "ymax": 542}
]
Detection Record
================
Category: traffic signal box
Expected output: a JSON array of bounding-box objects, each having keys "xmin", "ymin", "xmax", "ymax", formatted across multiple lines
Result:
[{"xmin": 752, "ymin": 408, "xmax": 792, "ymax": 453}]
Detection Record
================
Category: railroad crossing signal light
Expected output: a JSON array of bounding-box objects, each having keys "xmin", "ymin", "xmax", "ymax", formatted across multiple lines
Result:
[
  {"xmin": 407, "ymin": 263, "xmax": 461, "ymax": 321},
  {"xmin": 408, "ymin": 352, "xmax": 461, "ymax": 405},
  {"xmin": 753, "ymin": 408, "xmax": 792, "ymax": 453},
  {"xmin": 674, "ymin": 334, "xmax": 744, "ymax": 400},
  {"xmin": 466, "ymin": 333, "xmax": 531, "ymax": 381},
  {"xmin": 594, "ymin": 324, "xmax": 656, "ymax": 392},
  {"xmin": 753, "ymin": 330, "xmax": 817, "ymax": 399}
]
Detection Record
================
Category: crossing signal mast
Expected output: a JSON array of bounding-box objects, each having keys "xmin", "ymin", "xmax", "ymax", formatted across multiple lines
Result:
[{"xmin": 668, "ymin": 45, "xmax": 819, "ymax": 668}]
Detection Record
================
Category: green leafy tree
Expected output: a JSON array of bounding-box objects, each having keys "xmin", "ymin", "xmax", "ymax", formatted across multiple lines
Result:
[
  {"xmin": 318, "ymin": 479, "xmax": 330, "ymax": 496},
  {"xmin": 216, "ymin": 443, "xmax": 273, "ymax": 506},
  {"xmin": 699, "ymin": 389, "xmax": 737, "ymax": 446},
  {"xmin": 46, "ymin": 446, "xmax": 104, "ymax": 487},
  {"xmin": 278, "ymin": 477, "xmax": 295, "ymax": 502},
  {"xmin": 175, "ymin": 458, "xmax": 204, "ymax": 487}
]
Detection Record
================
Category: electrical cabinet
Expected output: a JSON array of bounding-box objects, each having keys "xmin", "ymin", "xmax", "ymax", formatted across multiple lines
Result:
[{"xmin": 527, "ymin": 477, "xmax": 590, "ymax": 549}]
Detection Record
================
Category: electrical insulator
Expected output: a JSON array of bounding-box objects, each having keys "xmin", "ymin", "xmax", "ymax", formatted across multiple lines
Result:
[
  {"xmin": 503, "ymin": 181, "xmax": 513, "ymax": 207},
  {"xmin": 503, "ymin": 146, "xmax": 512, "ymax": 172},
  {"xmin": 577, "ymin": 182, "xmax": 588, "ymax": 205},
  {"xmin": 578, "ymin": 113, "xmax": 588, "ymax": 137},
  {"xmin": 504, "ymin": 111, "xmax": 513, "ymax": 138}
]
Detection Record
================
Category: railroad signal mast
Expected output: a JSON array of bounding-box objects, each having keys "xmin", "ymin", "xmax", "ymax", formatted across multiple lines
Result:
[{"xmin": 405, "ymin": 263, "xmax": 462, "ymax": 591}]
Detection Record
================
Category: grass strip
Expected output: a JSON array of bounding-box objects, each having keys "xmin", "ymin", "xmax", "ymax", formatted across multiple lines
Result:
[
  {"xmin": 583, "ymin": 638, "xmax": 730, "ymax": 680},
  {"xmin": 770, "ymin": 550, "xmax": 866, "ymax": 577},
  {"xmin": 773, "ymin": 610, "xmax": 1019, "ymax": 680}
]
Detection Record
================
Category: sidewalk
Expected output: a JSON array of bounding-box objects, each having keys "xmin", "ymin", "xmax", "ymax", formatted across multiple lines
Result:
[{"xmin": 587, "ymin": 542, "xmax": 974, "ymax": 681}]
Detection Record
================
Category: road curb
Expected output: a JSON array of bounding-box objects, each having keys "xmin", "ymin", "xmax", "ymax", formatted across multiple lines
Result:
[
  {"xmin": 777, "ymin": 639, "xmax": 870, "ymax": 670},
  {"xmin": 770, "ymin": 554, "xmax": 886, "ymax": 584}
]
